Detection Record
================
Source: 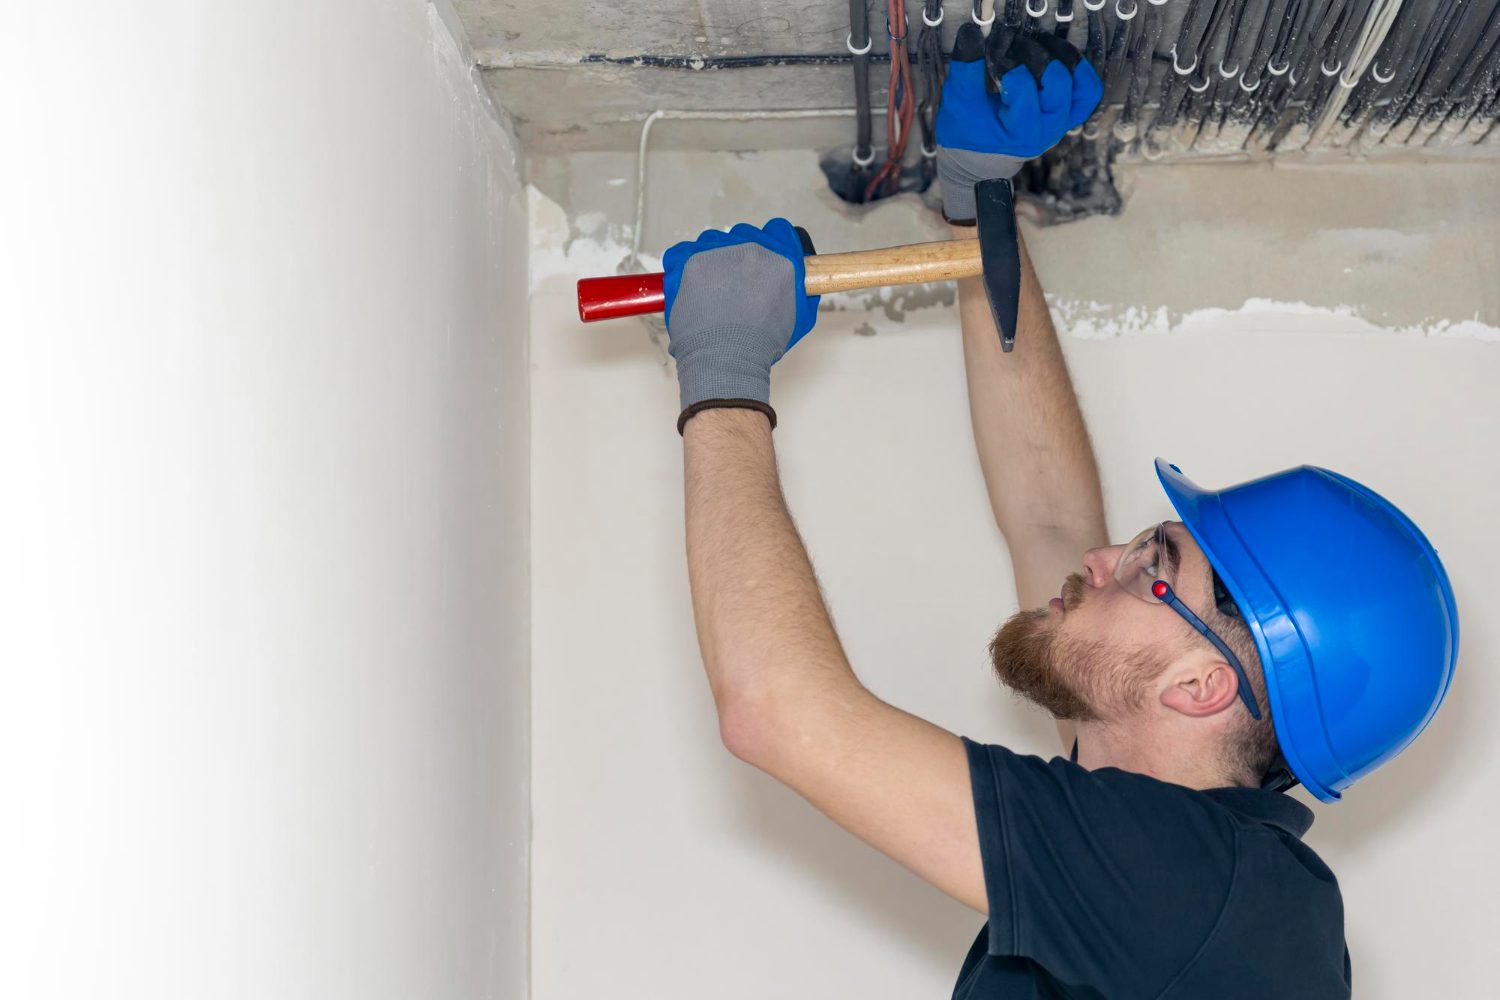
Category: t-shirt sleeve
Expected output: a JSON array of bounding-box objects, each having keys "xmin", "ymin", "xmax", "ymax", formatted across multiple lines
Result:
[{"xmin": 963, "ymin": 736, "xmax": 1239, "ymax": 993}]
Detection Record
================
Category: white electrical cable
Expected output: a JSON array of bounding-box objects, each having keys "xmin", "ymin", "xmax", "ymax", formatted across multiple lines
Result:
[
  {"xmin": 627, "ymin": 108, "xmax": 889, "ymax": 273},
  {"xmin": 622, "ymin": 108, "xmax": 891, "ymax": 359},
  {"xmin": 1309, "ymin": 0, "xmax": 1407, "ymax": 145}
]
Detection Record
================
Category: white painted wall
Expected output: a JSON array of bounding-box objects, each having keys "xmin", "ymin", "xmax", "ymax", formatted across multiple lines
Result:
[
  {"xmin": 0, "ymin": 3, "xmax": 528, "ymax": 999},
  {"xmin": 528, "ymin": 152, "xmax": 1499, "ymax": 999}
]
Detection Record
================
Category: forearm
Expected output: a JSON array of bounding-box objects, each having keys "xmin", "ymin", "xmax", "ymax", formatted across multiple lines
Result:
[
  {"xmin": 953, "ymin": 224, "xmax": 1107, "ymax": 556},
  {"xmin": 681, "ymin": 409, "xmax": 861, "ymax": 745}
]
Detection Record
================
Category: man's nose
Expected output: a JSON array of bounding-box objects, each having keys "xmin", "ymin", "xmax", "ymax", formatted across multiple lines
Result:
[{"xmin": 1080, "ymin": 544, "xmax": 1124, "ymax": 588}]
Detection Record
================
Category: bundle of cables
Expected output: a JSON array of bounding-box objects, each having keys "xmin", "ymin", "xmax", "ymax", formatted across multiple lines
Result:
[
  {"xmin": 915, "ymin": 0, "xmax": 948, "ymax": 188},
  {"xmin": 864, "ymin": 0, "xmax": 918, "ymax": 200}
]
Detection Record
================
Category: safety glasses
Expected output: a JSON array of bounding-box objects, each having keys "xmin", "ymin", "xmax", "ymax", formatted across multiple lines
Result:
[{"xmin": 1113, "ymin": 522, "xmax": 1262, "ymax": 721}]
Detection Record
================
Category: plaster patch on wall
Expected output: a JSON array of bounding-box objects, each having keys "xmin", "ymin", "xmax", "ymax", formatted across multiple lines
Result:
[
  {"xmin": 822, "ymin": 282, "xmax": 957, "ymax": 323},
  {"xmin": 528, "ymin": 185, "xmax": 656, "ymax": 292},
  {"xmin": 529, "ymin": 178, "xmax": 1498, "ymax": 343},
  {"xmin": 1047, "ymin": 295, "xmax": 1500, "ymax": 341}
]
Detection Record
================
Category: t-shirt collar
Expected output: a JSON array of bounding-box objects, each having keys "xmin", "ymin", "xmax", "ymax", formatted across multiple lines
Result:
[{"xmin": 1202, "ymin": 786, "xmax": 1315, "ymax": 839}]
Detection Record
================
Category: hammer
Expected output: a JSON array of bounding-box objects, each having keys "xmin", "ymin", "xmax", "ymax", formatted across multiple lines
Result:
[{"xmin": 575, "ymin": 178, "xmax": 1023, "ymax": 351}]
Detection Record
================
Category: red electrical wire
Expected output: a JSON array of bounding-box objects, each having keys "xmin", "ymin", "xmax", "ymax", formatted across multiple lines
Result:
[{"xmin": 864, "ymin": 0, "xmax": 917, "ymax": 201}]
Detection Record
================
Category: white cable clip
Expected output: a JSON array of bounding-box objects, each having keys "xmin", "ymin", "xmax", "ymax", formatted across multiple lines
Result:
[
  {"xmin": 1055, "ymin": 5, "xmax": 1074, "ymax": 22},
  {"xmin": 1115, "ymin": 0, "xmax": 1138, "ymax": 22},
  {"xmin": 852, "ymin": 145, "xmax": 877, "ymax": 167},
  {"xmin": 847, "ymin": 32, "xmax": 873, "ymax": 56},
  {"xmin": 921, "ymin": 143, "xmax": 939, "ymax": 158},
  {"xmin": 1321, "ymin": 58, "xmax": 1342, "ymax": 77},
  {"xmin": 1188, "ymin": 73, "xmax": 1211, "ymax": 93},
  {"xmin": 1338, "ymin": 67, "xmax": 1362, "ymax": 88},
  {"xmin": 1170, "ymin": 45, "xmax": 1197, "ymax": 75},
  {"xmin": 1239, "ymin": 73, "xmax": 1262, "ymax": 92},
  {"xmin": 1083, "ymin": 0, "xmax": 1106, "ymax": 10},
  {"xmin": 922, "ymin": 4, "xmax": 945, "ymax": 26},
  {"xmin": 1371, "ymin": 62, "xmax": 1396, "ymax": 83},
  {"xmin": 1218, "ymin": 59, "xmax": 1239, "ymax": 79},
  {"xmin": 971, "ymin": 4, "xmax": 996, "ymax": 26},
  {"xmin": 1146, "ymin": 0, "xmax": 1169, "ymax": 6},
  {"xmin": 1026, "ymin": 0, "xmax": 1049, "ymax": 17}
]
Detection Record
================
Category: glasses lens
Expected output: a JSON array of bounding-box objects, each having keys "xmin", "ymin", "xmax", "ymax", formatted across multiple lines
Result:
[{"xmin": 1113, "ymin": 522, "xmax": 1173, "ymax": 602}]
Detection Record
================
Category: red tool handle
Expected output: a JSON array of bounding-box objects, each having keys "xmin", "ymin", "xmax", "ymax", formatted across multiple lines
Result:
[{"xmin": 576, "ymin": 273, "xmax": 666, "ymax": 323}]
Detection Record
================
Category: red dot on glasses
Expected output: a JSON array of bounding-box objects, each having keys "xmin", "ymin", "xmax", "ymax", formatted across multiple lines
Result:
[{"xmin": 1152, "ymin": 581, "xmax": 1170, "ymax": 599}]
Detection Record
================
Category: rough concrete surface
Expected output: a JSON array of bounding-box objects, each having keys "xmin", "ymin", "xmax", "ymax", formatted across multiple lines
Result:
[{"xmin": 531, "ymin": 148, "xmax": 1500, "ymax": 335}]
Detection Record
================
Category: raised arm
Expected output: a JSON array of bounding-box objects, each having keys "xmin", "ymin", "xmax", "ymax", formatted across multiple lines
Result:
[
  {"xmin": 929, "ymin": 25, "xmax": 1109, "ymax": 611},
  {"xmin": 955, "ymin": 226, "xmax": 1108, "ymax": 610},
  {"xmin": 661, "ymin": 221, "xmax": 985, "ymax": 913},
  {"xmin": 683, "ymin": 409, "xmax": 985, "ymax": 913}
]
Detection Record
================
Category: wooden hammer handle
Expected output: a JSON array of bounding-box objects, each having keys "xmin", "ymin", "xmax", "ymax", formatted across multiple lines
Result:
[{"xmin": 575, "ymin": 237, "xmax": 983, "ymax": 322}]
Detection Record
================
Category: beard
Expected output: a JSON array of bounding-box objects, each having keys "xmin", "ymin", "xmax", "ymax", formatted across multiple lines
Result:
[
  {"xmin": 989, "ymin": 607, "xmax": 1101, "ymax": 721},
  {"xmin": 988, "ymin": 573, "xmax": 1164, "ymax": 722}
]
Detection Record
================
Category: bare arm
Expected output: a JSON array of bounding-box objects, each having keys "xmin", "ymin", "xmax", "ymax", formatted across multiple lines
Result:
[
  {"xmin": 684, "ymin": 408, "xmax": 985, "ymax": 913},
  {"xmin": 954, "ymin": 225, "xmax": 1109, "ymax": 746},
  {"xmin": 956, "ymin": 225, "xmax": 1109, "ymax": 598}
]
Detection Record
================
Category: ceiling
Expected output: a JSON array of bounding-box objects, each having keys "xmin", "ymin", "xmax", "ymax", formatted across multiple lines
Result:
[
  {"xmin": 456, "ymin": 0, "xmax": 1500, "ymax": 160},
  {"xmin": 457, "ymin": 0, "xmax": 936, "ymax": 153}
]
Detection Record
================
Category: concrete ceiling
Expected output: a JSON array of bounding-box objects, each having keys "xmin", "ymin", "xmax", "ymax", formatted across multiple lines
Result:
[
  {"xmin": 456, "ymin": 0, "xmax": 913, "ymax": 153},
  {"xmin": 456, "ymin": 0, "xmax": 1500, "ymax": 160}
]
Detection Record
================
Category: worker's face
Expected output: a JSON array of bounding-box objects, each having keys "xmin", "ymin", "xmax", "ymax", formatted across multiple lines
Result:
[{"xmin": 990, "ymin": 521, "xmax": 1214, "ymax": 722}]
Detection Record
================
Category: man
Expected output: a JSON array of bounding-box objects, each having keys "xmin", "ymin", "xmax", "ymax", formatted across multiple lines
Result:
[{"xmin": 661, "ymin": 24, "xmax": 1458, "ymax": 1000}]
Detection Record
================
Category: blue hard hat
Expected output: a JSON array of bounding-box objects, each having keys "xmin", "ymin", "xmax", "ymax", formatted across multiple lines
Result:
[{"xmin": 1155, "ymin": 459, "xmax": 1459, "ymax": 802}]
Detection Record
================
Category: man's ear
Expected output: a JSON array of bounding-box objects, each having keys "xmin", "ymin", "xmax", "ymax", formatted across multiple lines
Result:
[{"xmin": 1160, "ymin": 660, "xmax": 1241, "ymax": 718}]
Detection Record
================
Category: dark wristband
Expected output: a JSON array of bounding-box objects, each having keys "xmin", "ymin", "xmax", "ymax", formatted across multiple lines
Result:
[{"xmin": 676, "ymin": 399, "xmax": 779, "ymax": 435}]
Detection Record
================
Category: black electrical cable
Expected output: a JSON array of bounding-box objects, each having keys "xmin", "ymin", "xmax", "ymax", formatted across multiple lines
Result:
[
  {"xmin": 1054, "ymin": 0, "xmax": 1075, "ymax": 39},
  {"xmin": 1102, "ymin": 5, "xmax": 1137, "ymax": 107},
  {"xmin": 916, "ymin": 0, "xmax": 948, "ymax": 186},
  {"xmin": 1440, "ymin": 13, "xmax": 1500, "ymax": 133},
  {"xmin": 1409, "ymin": 0, "xmax": 1496, "ymax": 120},
  {"xmin": 1341, "ymin": 0, "xmax": 1444, "ymax": 125},
  {"xmin": 1120, "ymin": 0, "xmax": 1165, "ymax": 129},
  {"xmin": 578, "ymin": 51, "xmax": 928, "ymax": 69},
  {"xmin": 1151, "ymin": 0, "xmax": 1225, "ymax": 134},
  {"xmin": 1243, "ymin": 0, "xmax": 1293, "ymax": 80},
  {"xmin": 850, "ymin": 0, "xmax": 875, "ymax": 201},
  {"xmin": 1085, "ymin": 6, "xmax": 1107, "ymax": 69},
  {"xmin": 1369, "ymin": 0, "xmax": 1464, "ymax": 132}
]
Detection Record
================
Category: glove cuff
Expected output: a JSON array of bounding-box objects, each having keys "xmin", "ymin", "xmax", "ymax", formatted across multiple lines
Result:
[
  {"xmin": 677, "ymin": 399, "xmax": 778, "ymax": 435},
  {"xmin": 936, "ymin": 148, "xmax": 1026, "ymax": 223}
]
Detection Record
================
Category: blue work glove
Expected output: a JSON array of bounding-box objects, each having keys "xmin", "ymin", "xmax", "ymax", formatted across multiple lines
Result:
[
  {"xmin": 934, "ymin": 23, "xmax": 1103, "ymax": 223},
  {"xmin": 662, "ymin": 218, "xmax": 820, "ymax": 434}
]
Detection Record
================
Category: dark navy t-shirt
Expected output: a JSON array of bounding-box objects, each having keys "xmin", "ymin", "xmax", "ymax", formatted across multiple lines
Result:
[{"xmin": 952, "ymin": 738, "xmax": 1351, "ymax": 999}]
